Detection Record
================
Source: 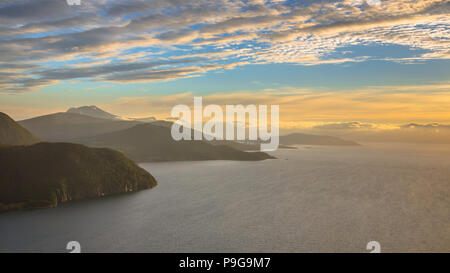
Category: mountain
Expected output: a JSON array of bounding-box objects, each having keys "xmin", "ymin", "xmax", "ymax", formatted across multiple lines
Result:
[
  {"xmin": 210, "ymin": 140, "xmax": 297, "ymax": 151},
  {"xmin": 210, "ymin": 140, "xmax": 261, "ymax": 151},
  {"xmin": 134, "ymin": 121, "xmax": 274, "ymax": 151},
  {"xmin": 0, "ymin": 142, "xmax": 157, "ymax": 212},
  {"xmin": 19, "ymin": 112, "xmax": 140, "ymax": 142},
  {"xmin": 76, "ymin": 123, "xmax": 275, "ymax": 162},
  {"xmin": 129, "ymin": 117, "xmax": 156, "ymax": 123},
  {"xmin": 280, "ymin": 133, "xmax": 359, "ymax": 146},
  {"xmin": 146, "ymin": 120, "xmax": 172, "ymax": 127},
  {"xmin": 67, "ymin": 105, "xmax": 119, "ymax": 120},
  {"xmin": 68, "ymin": 105, "xmax": 156, "ymax": 122},
  {"xmin": 0, "ymin": 112, "xmax": 40, "ymax": 145}
]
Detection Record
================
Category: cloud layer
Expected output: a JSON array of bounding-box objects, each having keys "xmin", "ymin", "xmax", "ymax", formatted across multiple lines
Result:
[{"xmin": 0, "ymin": 0, "xmax": 449, "ymax": 92}]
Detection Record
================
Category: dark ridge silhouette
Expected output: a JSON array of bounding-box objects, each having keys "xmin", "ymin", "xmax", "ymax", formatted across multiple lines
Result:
[
  {"xmin": 19, "ymin": 108, "xmax": 278, "ymax": 154},
  {"xmin": 19, "ymin": 112, "xmax": 140, "ymax": 142},
  {"xmin": 131, "ymin": 120, "xmax": 282, "ymax": 152},
  {"xmin": 0, "ymin": 112, "xmax": 40, "ymax": 145},
  {"xmin": 280, "ymin": 133, "xmax": 359, "ymax": 146},
  {"xmin": 132, "ymin": 117, "xmax": 156, "ymax": 122},
  {"xmin": 210, "ymin": 140, "xmax": 297, "ymax": 151},
  {"xmin": 76, "ymin": 123, "xmax": 275, "ymax": 162},
  {"xmin": 145, "ymin": 120, "xmax": 173, "ymax": 128},
  {"xmin": 0, "ymin": 142, "xmax": 157, "ymax": 212},
  {"xmin": 210, "ymin": 140, "xmax": 261, "ymax": 151}
]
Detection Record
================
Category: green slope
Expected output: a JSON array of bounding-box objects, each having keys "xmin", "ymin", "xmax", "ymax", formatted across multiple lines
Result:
[
  {"xmin": 0, "ymin": 142, "xmax": 157, "ymax": 211},
  {"xmin": 0, "ymin": 112, "xmax": 40, "ymax": 145}
]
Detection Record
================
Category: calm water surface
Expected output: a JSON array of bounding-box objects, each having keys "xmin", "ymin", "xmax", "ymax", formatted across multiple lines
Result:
[{"xmin": 0, "ymin": 143, "xmax": 449, "ymax": 252}]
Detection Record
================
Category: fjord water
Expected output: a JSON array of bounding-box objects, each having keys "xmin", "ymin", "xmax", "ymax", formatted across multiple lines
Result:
[{"xmin": 0, "ymin": 143, "xmax": 449, "ymax": 252}]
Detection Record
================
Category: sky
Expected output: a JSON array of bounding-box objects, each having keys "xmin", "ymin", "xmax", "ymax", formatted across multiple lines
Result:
[{"xmin": 0, "ymin": 0, "xmax": 449, "ymax": 140}]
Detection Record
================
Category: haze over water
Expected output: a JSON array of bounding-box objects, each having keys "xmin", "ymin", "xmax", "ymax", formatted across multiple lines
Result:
[{"xmin": 0, "ymin": 143, "xmax": 449, "ymax": 253}]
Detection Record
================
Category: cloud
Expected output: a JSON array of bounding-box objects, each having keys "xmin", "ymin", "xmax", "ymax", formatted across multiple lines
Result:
[
  {"xmin": 400, "ymin": 123, "xmax": 450, "ymax": 129},
  {"xmin": 40, "ymin": 58, "xmax": 206, "ymax": 79},
  {"xmin": 314, "ymin": 122, "xmax": 375, "ymax": 130},
  {"xmin": 99, "ymin": 82, "xmax": 450, "ymax": 128},
  {"xmin": 100, "ymin": 67, "xmax": 202, "ymax": 83},
  {"xmin": 0, "ymin": 0, "xmax": 449, "ymax": 91},
  {"xmin": 0, "ymin": 0, "xmax": 72, "ymax": 23}
]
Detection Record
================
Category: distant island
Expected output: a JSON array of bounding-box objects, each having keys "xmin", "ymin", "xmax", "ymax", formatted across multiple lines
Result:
[
  {"xmin": 280, "ymin": 133, "xmax": 360, "ymax": 146},
  {"xmin": 210, "ymin": 140, "xmax": 297, "ymax": 151},
  {"xmin": 77, "ymin": 123, "xmax": 275, "ymax": 162},
  {"xmin": 20, "ymin": 106, "xmax": 275, "ymax": 162},
  {"xmin": 0, "ymin": 112, "xmax": 157, "ymax": 212},
  {"xmin": 0, "ymin": 107, "xmax": 360, "ymax": 212}
]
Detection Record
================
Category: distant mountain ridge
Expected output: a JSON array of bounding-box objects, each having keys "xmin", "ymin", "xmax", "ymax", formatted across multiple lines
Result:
[
  {"xmin": 19, "ymin": 112, "xmax": 141, "ymax": 142},
  {"xmin": 76, "ymin": 123, "xmax": 274, "ymax": 162},
  {"xmin": 67, "ymin": 105, "xmax": 156, "ymax": 122},
  {"xmin": 18, "ymin": 106, "xmax": 160, "ymax": 141},
  {"xmin": 280, "ymin": 133, "xmax": 359, "ymax": 146},
  {"xmin": 0, "ymin": 112, "xmax": 40, "ymax": 145},
  {"xmin": 67, "ymin": 105, "xmax": 120, "ymax": 120},
  {"xmin": 19, "ymin": 107, "xmax": 274, "ymax": 161}
]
